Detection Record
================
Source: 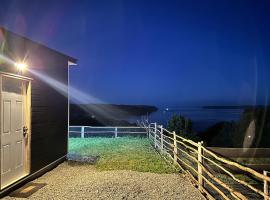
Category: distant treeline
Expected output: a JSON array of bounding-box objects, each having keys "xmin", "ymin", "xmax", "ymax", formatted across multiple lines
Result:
[{"xmin": 70, "ymin": 104, "xmax": 157, "ymax": 126}]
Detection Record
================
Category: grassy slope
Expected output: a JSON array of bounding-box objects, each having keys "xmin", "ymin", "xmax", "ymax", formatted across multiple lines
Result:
[{"xmin": 68, "ymin": 137, "xmax": 177, "ymax": 174}]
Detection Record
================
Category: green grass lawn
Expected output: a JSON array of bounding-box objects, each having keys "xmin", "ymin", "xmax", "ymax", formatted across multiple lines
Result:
[{"xmin": 68, "ymin": 137, "xmax": 177, "ymax": 174}]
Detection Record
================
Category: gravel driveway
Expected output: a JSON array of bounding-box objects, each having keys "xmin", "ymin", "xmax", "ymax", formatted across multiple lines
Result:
[{"xmin": 4, "ymin": 162, "xmax": 205, "ymax": 200}]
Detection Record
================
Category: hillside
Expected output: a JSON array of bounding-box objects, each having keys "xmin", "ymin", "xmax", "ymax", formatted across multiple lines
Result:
[
  {"xmin": 69, "ymin": 104, "xmax": 158, "ymax": 126},
  {"xmin": 201, "ymin": 106, "xmax": 270, "ymax": 147}
]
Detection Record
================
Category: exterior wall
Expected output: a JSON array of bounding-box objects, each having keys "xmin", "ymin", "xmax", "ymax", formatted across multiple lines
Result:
[
  {"xmin": 0, "ymin": 28, "xmax": 71, "ymax": 175},
  {"xmin": 30, "ymin": 58, "xmax": 68, "ymax": 173}
]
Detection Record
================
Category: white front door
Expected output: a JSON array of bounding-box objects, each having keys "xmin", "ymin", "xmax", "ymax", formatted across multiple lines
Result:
[{"xmin": 1, "ymin": 77, "xmax": 27, "ymax": 188}]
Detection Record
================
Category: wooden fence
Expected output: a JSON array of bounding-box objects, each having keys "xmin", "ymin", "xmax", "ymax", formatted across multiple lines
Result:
[
  {"xmin": 69, "ymin": 126, "xmax": 147, "ymax": 138},
  {"xmin": 69, "ymin": 123, "xmax": 270, "ymax": 199},
  {"xmin": 207, "ymin": 148, "xmax": 270, "ymax": 158},
  {"xmin": 207, "ymin": 147, "xmax": 270, "ymax": 172},
  {"xmin": 143, "ymin": 122, "xmax": 270, "ymax": 200}
]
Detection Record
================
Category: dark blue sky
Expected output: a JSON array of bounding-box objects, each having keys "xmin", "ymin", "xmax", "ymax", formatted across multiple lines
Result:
[{"xmin": 1, "ymin": 0, "xmax": 270, "ymax": 106}]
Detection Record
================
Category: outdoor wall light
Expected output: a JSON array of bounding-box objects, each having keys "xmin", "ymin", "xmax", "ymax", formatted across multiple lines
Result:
[{"xmin": 15, "ymin": 62, "xmax": 27, "ymax": 71}]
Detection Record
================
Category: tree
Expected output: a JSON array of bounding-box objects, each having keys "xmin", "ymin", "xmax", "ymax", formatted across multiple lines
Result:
[{"xmin": 167, "ymin": 114, "xmax": 197, "ymax": 140}]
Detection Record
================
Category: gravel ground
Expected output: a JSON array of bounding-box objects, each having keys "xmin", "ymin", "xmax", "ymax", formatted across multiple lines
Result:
[{"xmin": 4, "ymin": 162, "xmax": 205, "ymax": 200}]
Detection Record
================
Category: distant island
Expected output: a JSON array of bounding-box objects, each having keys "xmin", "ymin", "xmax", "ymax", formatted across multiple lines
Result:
[
  {"xmin": 70, "ymin": 104, "xmax": 158, "ymax": 126},
  {"xmin": 203, "ymin": 105, "xmax": 269, "ymax": 109}
]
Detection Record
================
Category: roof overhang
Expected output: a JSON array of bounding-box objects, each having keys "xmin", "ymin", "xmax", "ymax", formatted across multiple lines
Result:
[
  {"xmin": 68, "ymin": 60, "xmax": 77, "ymax": 67},
  {"xmin": 1, "ymin": 26, "xmax": 79, "ymax": 67}
]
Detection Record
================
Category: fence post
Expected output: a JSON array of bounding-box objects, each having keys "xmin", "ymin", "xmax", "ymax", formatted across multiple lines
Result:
[
  {"xmin": 198, "ymin": 141, "xmax": 204, "ymax": 192},
  {"xmin": 154, "ymin": 123, "xmax": 157, "ymax": 148},
  {"xmin": 160, "ymin": 125, "xmax": 164, "ymax": 153},
  {"xmin": 264, "ymin": 170, "xmax": 269, "ymax": 200},
  {"xmin": 81, "ymin": 126, "xmax": 85, "ymax": 138},
  {"xmin": 115, "ymin": 127, "xmax": 118, "ymax": 138},
  {"xmin": 173, "ymin": 131, "xmax": 177, "ymax": 165},
  {"xmin": 147, "ymin": 124, "xmax": 150, "ymax": 138}
]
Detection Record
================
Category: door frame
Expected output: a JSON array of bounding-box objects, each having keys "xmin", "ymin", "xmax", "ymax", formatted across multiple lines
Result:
[{"xmin": 0, "ymin": 72, "xmax": 32, "ymax": 189}]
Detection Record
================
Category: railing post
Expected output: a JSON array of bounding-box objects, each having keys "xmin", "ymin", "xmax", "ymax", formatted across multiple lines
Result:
[
  {"xmin": 154, "ymin": 123, "xmax": 157, "ymax": 148},
  {"xmin": 173, "ymin": 131, "xmax": 177, "ymax": 165},
  {"xmin": 198, "ymin": 141, "xmax": 204, "ymax": 191},
  {"xmin": 160, "ymin": 125, "xmax": 164, "ymax": 153},
  {"xmin": 115, "ymin": 127, "xmax": 118, "ymax": 138},
  {"xmin": 264, "ymin": 170, "xmax": 269, "ymax": 200},
  {"xmin": 81, "ymin": 126, "xmax": 85, "ymax": 138},
  {"xmin": 148, "ymin": 124, "xmax": 151, "ymax": 138}
]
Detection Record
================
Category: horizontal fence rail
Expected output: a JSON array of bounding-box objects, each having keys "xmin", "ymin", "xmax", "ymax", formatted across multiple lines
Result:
[
  {"xmin": 69, "ymin": 126, "xmax": 147, "ymax": 138},
  {"xmin": 141, "ymin": 122, "xmax": 270, "ymax": 200}
]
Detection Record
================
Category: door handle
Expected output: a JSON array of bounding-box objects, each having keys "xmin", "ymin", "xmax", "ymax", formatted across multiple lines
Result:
[{"xmin": 23, "ymin": 126, "xmax": 28, "ymax": 137}]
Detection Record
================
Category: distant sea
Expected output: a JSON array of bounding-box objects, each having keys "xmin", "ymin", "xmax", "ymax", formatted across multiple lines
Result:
[{"xmin": 128, "ymin": 106, "xmax": 244, "ymax": 131}]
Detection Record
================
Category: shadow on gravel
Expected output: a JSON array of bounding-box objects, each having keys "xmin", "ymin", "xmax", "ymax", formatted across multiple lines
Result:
[{"xmin": 67, "ymin": 153, "xmax": 100, "ymax": 165}]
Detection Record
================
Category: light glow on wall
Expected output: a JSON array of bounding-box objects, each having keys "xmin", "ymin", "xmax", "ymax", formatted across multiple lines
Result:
[
  {"xmin": 15, "ymin": 62, "xmax": 27, "ymax": 71},
  {"xmin": 0, "ymin": 53, "xmax": 28, "ymax": 73}
]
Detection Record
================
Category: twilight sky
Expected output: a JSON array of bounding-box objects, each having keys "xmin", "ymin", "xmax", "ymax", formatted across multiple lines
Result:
[{"xmin": 0, "ymin": 0, "xmax": 270, "ymax": 106}]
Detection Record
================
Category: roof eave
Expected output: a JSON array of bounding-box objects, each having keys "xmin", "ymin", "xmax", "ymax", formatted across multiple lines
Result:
[{"xmin": 0, "ymin": 26, "xmax": 78, "ymax": 66}]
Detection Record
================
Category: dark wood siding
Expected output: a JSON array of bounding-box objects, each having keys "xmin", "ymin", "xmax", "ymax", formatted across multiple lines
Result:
[
  {"xmin": 30, "ymin": 62, "xmax": 68, "ymax": 173},
  {"xmin": 1, "ymin": 28, "xmax": 71, "ymax": 173}
]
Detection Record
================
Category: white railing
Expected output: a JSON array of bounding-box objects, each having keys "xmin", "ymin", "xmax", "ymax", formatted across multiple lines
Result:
[
  {"xmin": 142, "ymin": 122, "xmax": 270, "ymax": 200},
  {"xmin": 69, "ymin": 126, "xmax": 147, "ymax": 138}
]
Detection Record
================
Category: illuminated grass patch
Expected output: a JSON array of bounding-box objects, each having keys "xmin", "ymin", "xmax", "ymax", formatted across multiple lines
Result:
[{"xmin": 68, "ymin": 137, "xmax": 177, "ymax": 173}]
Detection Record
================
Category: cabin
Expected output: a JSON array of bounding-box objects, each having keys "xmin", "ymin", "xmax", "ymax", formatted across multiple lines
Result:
[{"xmin": 0, "ymin": 27, "xmax": 77, "ymax": 196}]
